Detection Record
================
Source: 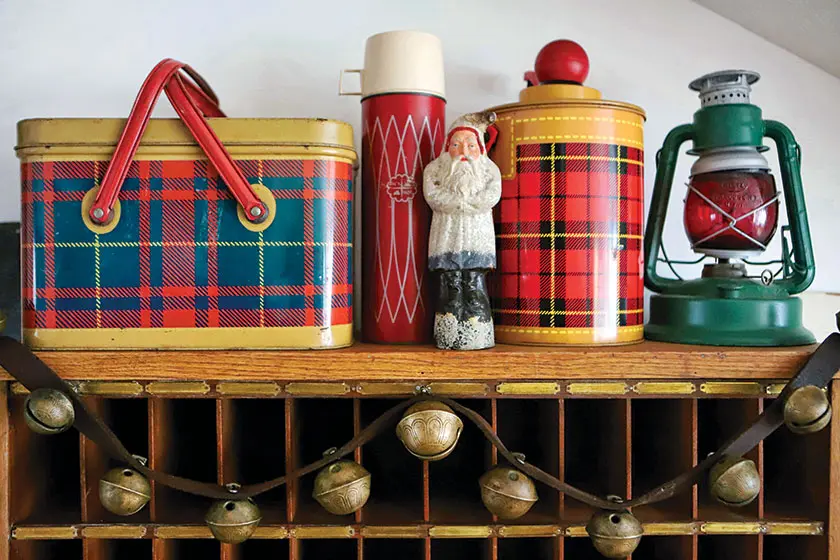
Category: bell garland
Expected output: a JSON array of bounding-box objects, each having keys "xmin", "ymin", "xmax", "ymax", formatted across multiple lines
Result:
[
  {"xmin": 99, "ymin": 456, "xmax": 152, "ymax": 516},
  {"xmin": 16, "ymin": 370, "xmax": 838, "ymax": 555}
]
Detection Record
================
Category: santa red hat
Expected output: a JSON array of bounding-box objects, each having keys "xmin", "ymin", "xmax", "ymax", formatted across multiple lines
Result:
[{"xmin": 443, "ymin": 111, "xmax": 499, "ymax": 154}]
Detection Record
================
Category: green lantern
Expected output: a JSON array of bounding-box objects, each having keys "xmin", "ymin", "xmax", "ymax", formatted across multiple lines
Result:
[{"xmin": 644, "ymin": 70, "xmax": 815, "ymax": 346}]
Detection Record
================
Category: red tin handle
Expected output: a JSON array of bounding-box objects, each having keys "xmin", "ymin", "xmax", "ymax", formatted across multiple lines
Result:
[{"xmin": 90, "ymin": 59, "xmax": 267, "ymax": 226}]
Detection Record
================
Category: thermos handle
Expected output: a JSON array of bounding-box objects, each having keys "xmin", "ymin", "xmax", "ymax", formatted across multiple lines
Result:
[
  {"xmin": 338, "ymin": 69, "xmax": 363, "ymax": 96},
  {"xmin": 89, "ymin": 59, "xmax": 268, "ymax": 228}
]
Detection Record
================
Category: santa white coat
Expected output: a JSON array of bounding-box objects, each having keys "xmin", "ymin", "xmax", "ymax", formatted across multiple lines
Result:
[{"xmin": 422, "ymin": 152, "xmax": 502, "ymax": 271}]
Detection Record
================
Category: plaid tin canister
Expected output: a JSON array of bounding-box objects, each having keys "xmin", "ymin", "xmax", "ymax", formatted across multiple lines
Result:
[
  {"xmin": 486, "ymin": 98, "xmax": 646, "ymax": 346},
  {"xmin": 17, "ymin": 118, "xmax": 356, "ymax": 350}
]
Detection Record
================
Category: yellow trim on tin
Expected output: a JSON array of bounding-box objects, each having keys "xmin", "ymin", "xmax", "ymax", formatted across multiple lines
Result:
[
  {"xmin": 290, "ymin": 526, "xmax": 355, "ymax": 539},
  {"xmin": 515, "ymin": 134, "xmax": 643, "ymax": 149},
  {"xmin": 567, "ymin": 382, "xmax": 629, "ymax": 396},
  {"xmin": 512, "ymin": 115, "xmax": 644, "ymax": 129},
  {"xmin": 496, "ymin": 382, "xmax": 561, "ymax": 395},
  {"xmin": 495, "ymin": 325, "xmax": 644, "ymax": 346},
  {"xmin": 23, "ymin": 324, "xmax": 353, "ymax": 350},
  {"xmin": 16, "ymin": 117, "xmax": 356, "ymax": 155}
]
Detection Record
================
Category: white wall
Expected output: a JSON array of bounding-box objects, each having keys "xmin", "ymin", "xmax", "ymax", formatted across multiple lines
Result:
[{"xmin": 1, "ymin": 0, "xmax": 839, "ymax": 304}]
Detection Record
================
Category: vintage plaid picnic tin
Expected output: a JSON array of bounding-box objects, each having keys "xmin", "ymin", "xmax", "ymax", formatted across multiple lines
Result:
[
  {"xmin": 485, "ymin": 40, "xmax": 646, "ymax": 346},
  {"xmin": 16, "ymin": 117, "xmax": 357, "ymax": 350}
]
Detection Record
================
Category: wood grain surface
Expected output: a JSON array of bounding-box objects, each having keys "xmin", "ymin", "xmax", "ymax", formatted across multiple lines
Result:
[{"xmin": 1, "ymin": 341, "xmax": 820, "ymax": 381}]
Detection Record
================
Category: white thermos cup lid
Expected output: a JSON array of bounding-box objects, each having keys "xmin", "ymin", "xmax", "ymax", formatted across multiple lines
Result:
[{"xmin": 340, "ymin": 30, "xmax": 446, "ymax": 99}]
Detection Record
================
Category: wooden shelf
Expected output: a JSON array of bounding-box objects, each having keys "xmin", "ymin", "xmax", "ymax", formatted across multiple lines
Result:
[{"xmin": 0, "ymin": 341, "xmax": 820, "ymax": 382}]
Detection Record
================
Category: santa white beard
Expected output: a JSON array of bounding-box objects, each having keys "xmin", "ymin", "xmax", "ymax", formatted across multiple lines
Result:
[{"xmin": 436, "ymin": 153, "xmax": 491, "ymax": 196}]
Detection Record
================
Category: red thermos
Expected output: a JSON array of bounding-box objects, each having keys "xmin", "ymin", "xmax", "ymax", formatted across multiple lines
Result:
[{"xmin": 341, "ymin": 31, "xmax": 446, "ymax": 343}]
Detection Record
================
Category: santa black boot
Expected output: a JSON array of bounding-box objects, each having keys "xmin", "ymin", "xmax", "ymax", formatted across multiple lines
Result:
[
  {"xmin": 459, "ymin": 269, "xmax": 494, "ymax": 349},
  {"xmin": 434, "ymin": 270, "xmax": 464, "ymax": 349}
]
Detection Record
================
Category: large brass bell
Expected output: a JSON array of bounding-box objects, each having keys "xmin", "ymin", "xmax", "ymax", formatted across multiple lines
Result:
[
  {"xmin": 784, "ymin": 385, "xmax": 832, "ymax": 434},
  {"xmin": 24, "ymin": 388, "xmax": 75, "ymax": 435},
  {"xmin": 709, "ymin": 455, "xmax": 760, "ymax": 507},
  {"xmin": 205, "ymin": 484, "xmax": 262, "ymax": 544},
  {"xmin": 99, "ymin": 462, "xmax": 152, "ymax": 516},
  {"xmin": 586, "ymin": 502, "xmax": 643, "ymax": 559},
  {"xmin": 312, "ymin": 448, "xmax": 371, "ymax": 515},
  {"xmin": 478, "ymin": 455, "xmax": 538, "ymax": 520},
  {"xmin": 396, "ymin": 400, "xmax": 463, "ymax": 461}
]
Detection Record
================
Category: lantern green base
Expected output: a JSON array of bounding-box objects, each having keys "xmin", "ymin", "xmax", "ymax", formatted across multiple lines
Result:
[{"xmin": 646, "ymin": 294, "xmax": 815, "ymax": 347}]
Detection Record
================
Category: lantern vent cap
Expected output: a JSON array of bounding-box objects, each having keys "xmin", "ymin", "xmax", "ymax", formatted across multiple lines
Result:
[{"xmin": 689, "ymin": 70, "xmax": 760, "ymax": 107}]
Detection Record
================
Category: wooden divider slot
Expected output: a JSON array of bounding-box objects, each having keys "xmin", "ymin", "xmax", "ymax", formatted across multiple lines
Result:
[
  {"xmin": 87, "ymin": 540, "xmax": 153, "ymax": 560},
  {"xmin": 697, "ymin": 535, "xmax": 759, "ymax": 560},
  {"xmin": 631, "ymin": 536, "xmax": 694, "ymax": 559},
  {"xmin": 365, "ymin": 539, "xmax": 424, "ymax": 560},
  {"xmin": 238, "ymin": 540, "xmax": 290, "ymax": 560},
  {"xmin": 293, "ymin": 397, "xmax": 355, "ymax": 524},
  {"xmin": 563, "ymin": 399, "xmax": 628, "ymax": 523},
  {"xmin": 431, "ymin": 539, "xmax": 491, "ymax": 559},
  {"xmin": 82, "ymin": 397, "xmax": 150, "ymax": 524},
  {"xmin": 359, "ymin": 399, "xmax": 423, "ymax": 525},
  {"xmin": 220, "ymin": 398, "xmax": 287, "ymax": 524},
  {"xmin": 429, "ymin": 398, "xmax": 492, "ymax": 524},
  {"xmin": 697, "ymin": 399, "xmax": 762, "ymax": 522},
  {"xmin": 499, "ymin": 538, "xmax": 556, "ymax": 560},
  {"xmin": 763, "ymin": 535, "xmax": 828, "ymax": 560},
  {"xmin": 631, "ymin": 399, "xmax": 694, "ymax": 522},
  {"xmin": 10, "ymin": 540, "xmax": 83, "ymax": 560},
  {"xmin": 150, "ymin": 398, "xmax": 217, "ymax": 524},
  {"xmin": 9, "ymin": 395, "xmax": 81, "ymax": 524},
  {"xmin": 299, "ymin": 540, "xmax": 357, "ymax": 559},
  {"xmin": 157, "ymin": 539, "xmax": 220, "ymax": 560},
  {"xmin": 762, "ymin": 397, "xmax": 830, "ymax": 522},
  {"xmin": 496, "ymin": 398, "xmax": 560, "ymax": 525}
]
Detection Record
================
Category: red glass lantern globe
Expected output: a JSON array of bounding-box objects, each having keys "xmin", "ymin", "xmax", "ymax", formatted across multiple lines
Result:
[{"xmin": 683, "ymin": 148, "xmax": 780, "ymax": 258}]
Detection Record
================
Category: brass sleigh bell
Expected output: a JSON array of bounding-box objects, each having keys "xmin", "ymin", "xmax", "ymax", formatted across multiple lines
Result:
[
  {"xmin": 784, "ymin": 385, "xmax": 832, "ymax": 435},
  {"xmin": 99, "ymin": 461, "xmax": 151, "ymax": 516},
  {"xmin": 586, "ymin": 501, "xmax": 643, "ymax": 559},
  {"xmin": 709, "ymin": 455, "xmax": 761, "ymax": 507},
  {"xmin": 312, "ymin": 448, "xmax": 371, "ymax": 515},
  {"xmin": 24, "ymin": 388, "xmax": 75, "ymax": 435},
  {"xmin": 396, "ymin": 400, "xmax": 463, "ymax": 461},
  {"xmin": 205, "ymin": 484, "xmax": 262, "ymax": 544},
  {"xmin": 478, "ymin": 455, "xmax": 538, "ymax": 520}
]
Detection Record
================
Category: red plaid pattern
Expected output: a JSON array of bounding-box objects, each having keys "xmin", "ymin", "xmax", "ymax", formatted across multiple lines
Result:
[{"xmin": 491, "ymin": 142, "xmax": 644, "ymax": 329}]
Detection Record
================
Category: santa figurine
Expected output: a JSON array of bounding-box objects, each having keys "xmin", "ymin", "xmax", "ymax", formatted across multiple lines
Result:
[{"xmin": 422, "ymin": 111, "xmax": 502, "ymax": 350}]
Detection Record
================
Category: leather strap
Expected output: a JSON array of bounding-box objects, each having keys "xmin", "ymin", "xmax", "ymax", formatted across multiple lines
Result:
[
  {"xmin": 90, "ymin": 58, "xmax": 267, "ymax": 227},
  {"xmin": 0, "ymin": 334, "xmax": 837, "ymax": 509}
]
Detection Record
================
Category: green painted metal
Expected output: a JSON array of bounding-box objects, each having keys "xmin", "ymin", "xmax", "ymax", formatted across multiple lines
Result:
[
  {"xmin": 690, "ymin": 104, "xmax": 765, "ymax": 153},
  {"xmin": 643, "ymin": 89, "xmax": 816, "ymax": 346}
]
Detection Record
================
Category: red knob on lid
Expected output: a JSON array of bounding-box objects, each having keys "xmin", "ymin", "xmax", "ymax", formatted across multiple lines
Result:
[{"xmin": 533, "ymin": 40, "xmax": 590, "ymax": 85}]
